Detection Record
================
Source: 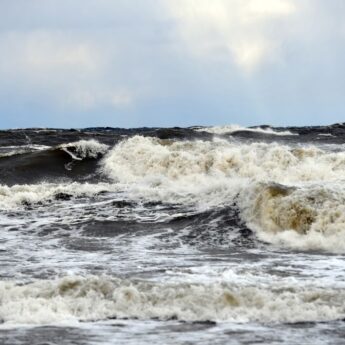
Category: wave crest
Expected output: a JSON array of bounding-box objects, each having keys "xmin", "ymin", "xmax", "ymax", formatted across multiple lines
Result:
[
  {"xmin": 102, "ymin": 136, "xmax": 345, "ymax": 185},
  {"xmin": 243, "ymin": 183, "xmax": 345, "ymax": 252},
  {"xmin": 59, "ymin": 140, "xmax": 109, "ymax": 160},
  {"xmin": 101, "ymin": 136, "xmax": 345, "ymax": 252}
]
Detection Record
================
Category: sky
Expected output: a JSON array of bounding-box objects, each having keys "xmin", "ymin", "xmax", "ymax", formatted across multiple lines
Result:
[{"xmin": 0, "ymin": 0, "xmax": 345, "ymax": 129}]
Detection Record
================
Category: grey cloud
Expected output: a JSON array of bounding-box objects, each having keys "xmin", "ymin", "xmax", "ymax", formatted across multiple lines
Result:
[{"xmin": 0, "ymin": 0, "xmax": 345, "ymax": 128}]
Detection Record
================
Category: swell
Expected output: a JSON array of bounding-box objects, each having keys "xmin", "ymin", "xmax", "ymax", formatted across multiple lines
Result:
[
  {"xmin": 0, "ymin": 127, "xmax": 212, "ymax": 147},
  {"xmin": 0, "ymin": 140, "xmax": 108, "ymax": 185},
  {"xmin": 0, "ymin": 183, "xmax": 251, "ymax": 249},
  {"xmin": 1, "ymin": 123, "xmax": 345, "ymax": 149},
  {"xmin": 80, "ymin": 204, "xmax": 252, "ymax": 248}
]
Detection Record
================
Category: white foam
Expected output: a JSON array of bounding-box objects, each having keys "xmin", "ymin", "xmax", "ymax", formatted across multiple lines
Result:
[
  {"xmin": 102, "ymin": 136, "xmax": 345, "ymax": 187},
  {"xmin": 1, "ymin": 275, "xmax": 345, "ymax": 326},
  {"xmin": 59, "ymin": 140, "xmax": 109, "ymax": 159},
  {"xmin": 0, "ymin": 182, "xmax": 118, "ymax": 210},
  {"xmin": 101, "ymin": 136, "xmax": 345, "ymax": 252}
]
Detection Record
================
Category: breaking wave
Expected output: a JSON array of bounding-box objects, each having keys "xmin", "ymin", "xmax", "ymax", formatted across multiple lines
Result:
[
  {"xmin": 2, "ymin": 133, "xmax": 345, "ymax": 253},
  {"xmin": 243, "ymin": 182, "xmax": 345, "ymax": 252},
  {"xmin": 0, "ymin": 182, "xmax": 117, "ymax": 210},
  {"xmin": 1, "ymin": 275, "xmax": 345, "ymax": 325},
  {"xmin": 101, "ymin": 136, "xmax": 345, "ymax": 252},
  {"xmin": 59, "ymin": 140, "xmax": 109, "ymax": 160},
  {"xmin": 102, "ymin": 136, "xmax": 345, "ymax": 186}
]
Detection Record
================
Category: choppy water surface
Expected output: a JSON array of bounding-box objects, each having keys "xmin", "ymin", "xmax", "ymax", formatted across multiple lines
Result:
[{"xmin": 1, "ymin": 124, "xmax": 345, "ymax": 344}]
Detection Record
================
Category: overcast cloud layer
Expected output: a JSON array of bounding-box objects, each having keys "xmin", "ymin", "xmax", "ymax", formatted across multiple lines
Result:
[{"xmin": 0, "ymin": 0, "xmax": 344, "ymax": 128}]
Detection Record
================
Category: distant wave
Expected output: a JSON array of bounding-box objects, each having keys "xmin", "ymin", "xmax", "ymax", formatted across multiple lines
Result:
[{"xmin": 196, "ymin": 125, "xmax": 297, "ymax": 136}]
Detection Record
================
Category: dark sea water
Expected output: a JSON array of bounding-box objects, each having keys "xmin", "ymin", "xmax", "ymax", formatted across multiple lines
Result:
[{"xmin": 1, "ymin": 124, "xmax": 345, "ymax": 344}]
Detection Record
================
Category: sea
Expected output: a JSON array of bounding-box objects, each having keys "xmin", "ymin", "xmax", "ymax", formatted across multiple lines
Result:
[{"xmin": 1, "ymin": 124, "xmax": 345, "ymax": 344}]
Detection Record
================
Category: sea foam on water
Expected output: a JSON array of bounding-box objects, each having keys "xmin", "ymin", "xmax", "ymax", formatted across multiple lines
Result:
[{"xmin": 1, "ymin": 126, "xmax": 345, "ymax": 332}]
